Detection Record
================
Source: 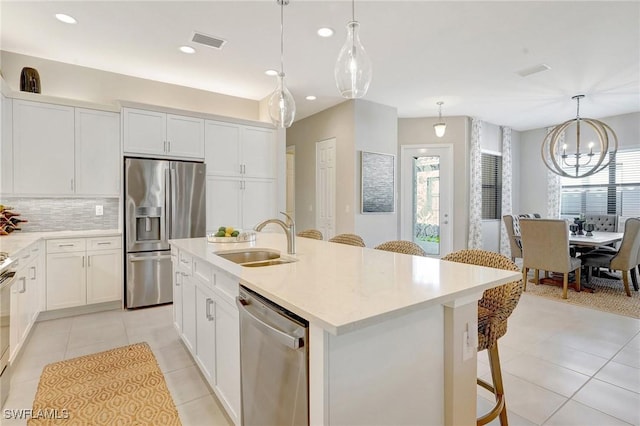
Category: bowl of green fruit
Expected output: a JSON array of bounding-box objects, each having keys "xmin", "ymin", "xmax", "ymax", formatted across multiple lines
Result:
[{"xmin": 207, "ymin": 227, "xmax": 256, "ymax": 243}]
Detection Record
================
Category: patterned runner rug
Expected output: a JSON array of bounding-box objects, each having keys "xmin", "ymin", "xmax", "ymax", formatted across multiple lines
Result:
[
  {"xmin": 29, "ymin": 342, "xmax": 181, "ymax": 425},
  {"xmin": 525, "ymin": 274, "xmax": 640, "ymax": 319}
]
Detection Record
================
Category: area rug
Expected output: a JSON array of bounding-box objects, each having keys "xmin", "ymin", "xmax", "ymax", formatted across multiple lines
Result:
[
  {"xmin": 525, "ymin": 274, "xmax": 640, "ymax": 319},
  {"xmin": 29, "ymin": 342, "xmax": 181, "ymax": 425}
]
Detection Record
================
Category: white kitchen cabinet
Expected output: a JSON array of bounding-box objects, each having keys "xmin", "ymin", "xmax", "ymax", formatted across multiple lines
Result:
[
  {"xmin": 205, "ymin": 120, "xmax": 275, "ymax": 178},
  {"xmin": 10, "ymin": 243, "xmax": 43, "ymax": 360},
  {"xmin": 213, "ymin": 296, "xmax": 241, "ymax": 421},
  {"xmin": 46, "ymin": 236, "xmax": 122, "ymax": 310},
  {"xmin": 195, "ymin": 285, "xmax": 216, "ymax": 384},
  {"xmin": 86, "ymin": 248, "xmax": 121, "ymax": 304},
  {"xmin": 181, "ymin": 273, "xmax": 197, "ymax": 353},
  {"xmin": 171, "ymin": 249, "xmax": 241, "ymax": 425},
  {"xmin": 206, "ymin": 176, "xmax": 275, "ymax": 231},
  {"xmin": 171, "ymin": 248, "xmax": 183, "ymax": 333},
  {"xmin": 1, "ymin": 94, "xmax": 13, "ymax": 194},
  {"xmin": 75, "ymin": 108, "xmax": 120, "ymax": 195},
  {"xmin": 123, "ymin": 107, "xmax": 204, "ymax": 159},
  {"xmin": 13, "ymin": 100, "xmax": 75, "ymax": 195}
]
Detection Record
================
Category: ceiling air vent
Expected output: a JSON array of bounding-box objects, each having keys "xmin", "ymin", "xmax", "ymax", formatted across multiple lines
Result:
[
  {"xmin": 191, "ymin": 31, "xmax": 227, "ymax": 50},
  {"xmin": 516, "ymin": 63, "xmax": 551, "ymax": 77}
]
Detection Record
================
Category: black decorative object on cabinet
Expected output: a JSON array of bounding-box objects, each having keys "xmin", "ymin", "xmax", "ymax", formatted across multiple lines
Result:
[{"xmin": 20, "ymin": 67, "xmax": 41, "ymax": 93}]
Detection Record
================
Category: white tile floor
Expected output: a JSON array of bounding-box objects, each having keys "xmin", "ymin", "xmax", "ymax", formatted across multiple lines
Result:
[{"xmin": 3, "ymin": 293, "xmax": 639, "ymax": 426}]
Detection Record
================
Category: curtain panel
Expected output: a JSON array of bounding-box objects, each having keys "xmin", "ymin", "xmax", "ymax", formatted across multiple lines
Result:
[
  {"xmin": 468, "ymin": 118, "xmax": 483, "ymax": 249},
  {"xmin": 545, "ymin": 127, "xmax": 563, "ymax": 218},
  {"xmin": 500, "ymin": 127, "xmax": 513, "ymax": 257}
]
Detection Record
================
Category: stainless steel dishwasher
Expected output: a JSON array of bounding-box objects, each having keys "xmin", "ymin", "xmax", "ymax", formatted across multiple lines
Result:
[{"xmin": 236, "ymin": 285, "xmax": 309, "ymax": 426}]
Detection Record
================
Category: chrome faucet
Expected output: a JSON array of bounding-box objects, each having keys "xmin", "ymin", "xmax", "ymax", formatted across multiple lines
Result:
[{"xmin": 254, "ymin": 212, "xmax": 296, "ymax": 255}]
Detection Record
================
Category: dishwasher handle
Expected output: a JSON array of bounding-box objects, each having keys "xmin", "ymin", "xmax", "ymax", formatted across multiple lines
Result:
[{"xmin": 236, "ymin": 297, "xmax": 304, "ymax": 350}]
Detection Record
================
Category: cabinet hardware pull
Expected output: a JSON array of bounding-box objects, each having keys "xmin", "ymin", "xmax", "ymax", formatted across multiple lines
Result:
[
  {"xmin": 88, "ymin": 255, "xmax": 91, "ymax": 267},
  {"xmin": 58, "ymin": 244, "xmax": 75, "ymax": 247},
  {"xmin": 19, "ymin": 276, "xmax": 26, "ymax": 293},
  {"xmin": 82, "ymin": 255, "xmax": 85, "ymax": 267},
  {"xmin": 29, "ymin": 266, "xmax": 36, "ymax": 280},
  {"xmin": 168, "ymin": 141, "xmax": 171, "ymax": 152},
  {"xmin": 97, "ymin": 242, "xmax": 111, "ymax": 245},
  {"xmin": 175, "ymin": 271, "xmax": 181, "ymax": 286},
  {"xmin": 206, "ymin": 298, "xmax": 214, "ymax": 321},
  {"xmin": 22, "ymin": 253, "xmax": 31, "ymax": 259}
]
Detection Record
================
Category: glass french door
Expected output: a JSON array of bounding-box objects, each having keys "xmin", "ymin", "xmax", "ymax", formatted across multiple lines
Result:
[{"xmin": 401, "ymin": 145, "xmax": 453, "ymax": 257}]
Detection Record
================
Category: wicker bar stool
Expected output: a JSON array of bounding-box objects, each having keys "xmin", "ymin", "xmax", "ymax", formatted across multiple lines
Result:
[
  {"xmin": 328, "ymin": 233, "xmax": 366, "ymax": 247},
  {"xmin": 296, "ymin": 229, "xmax": 323, "ymax": 240},
  {"xmin": 442, "ymin": 249, "xmax": 524, "ymax": 426},
  {"xmin": 374, "ymin": 240, "xmax": 426, "ymax": 256}
]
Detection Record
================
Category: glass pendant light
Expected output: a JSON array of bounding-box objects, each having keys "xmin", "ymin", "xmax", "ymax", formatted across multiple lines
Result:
[
  {"xmin": 433, "ymin": 101, "xmax": 446, "ymax": 138},
  {"xmin": 335, "ymin": 0, "xmax": 372, "ymax": 99},
  {"xmin": 268, "ymin": 0, "xmax": 296, "ymax": 128}
]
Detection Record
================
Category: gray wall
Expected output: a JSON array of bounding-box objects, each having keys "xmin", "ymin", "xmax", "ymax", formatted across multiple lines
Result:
[
  {"xmin": 286, "ymin": 99, "xmax": 398, "ymax": 247},
  {"xmin": 353, "ymin": 100, "xmax": 398, "ymax": 247},
  {"xmin": 286, "ymin": 100, "xmax": 356, "ymax": 235},
  {"xmin": 397, "ymin": 116, "xmax": 470, "ymax": 252},
  {"xmin": 519, "ymin": 112, "xmax": 639, "ymax": 215}
]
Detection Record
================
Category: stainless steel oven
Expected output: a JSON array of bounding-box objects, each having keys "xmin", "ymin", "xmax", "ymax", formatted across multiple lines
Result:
[{"xmin": 0, "ymin": 254, "xmax": 17, "ymax": 408}]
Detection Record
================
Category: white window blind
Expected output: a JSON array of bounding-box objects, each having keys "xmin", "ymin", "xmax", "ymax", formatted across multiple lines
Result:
[
  {"xmin": 481, "ymin": 153, "xmax": 502, "ymax": 219},
  {"xmin": 560, "ymin": 148, "xmax": 640, "ymax": 217}
]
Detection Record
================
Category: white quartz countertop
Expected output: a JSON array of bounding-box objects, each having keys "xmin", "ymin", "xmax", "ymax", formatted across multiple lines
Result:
[
  {"xmin": 0, "ymin": 229, "xmax": 121, "ymax": 257},
  {"xmin": 170, "ymin": 233, "xmax": 521, "ymax": 335}
]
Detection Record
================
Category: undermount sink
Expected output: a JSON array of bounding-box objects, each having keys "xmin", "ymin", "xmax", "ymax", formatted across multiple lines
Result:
[{"xmin": 215, "ymin": 249, "xmax": 297, "ymax": 267}]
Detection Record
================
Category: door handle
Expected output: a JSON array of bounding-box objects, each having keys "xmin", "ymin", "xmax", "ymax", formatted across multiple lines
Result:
[
  {"xmin": 206, "ymin": 298, "xmax": 214, "ymax": 321},
  {"xmin": 236, "ymin": 297, "xmax": 304, "ymax": 349},
  {"xmin": 129, "ymin": 255, "xmax": 172, "ymax": 262}
]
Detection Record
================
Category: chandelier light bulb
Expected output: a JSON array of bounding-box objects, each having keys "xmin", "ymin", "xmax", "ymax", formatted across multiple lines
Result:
[{"xmin": 335, "ymin": 0, "xmax": 372, "ymax": 99}]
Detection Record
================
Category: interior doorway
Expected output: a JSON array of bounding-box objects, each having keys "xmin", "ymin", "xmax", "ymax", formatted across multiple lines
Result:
[
  {"xmin": 400, "ymin": 145, "xmax": 453, "ymax": 257},
  {"xmin": 315, "ymin": 138, "xmax": 336, "ymax": 240}
]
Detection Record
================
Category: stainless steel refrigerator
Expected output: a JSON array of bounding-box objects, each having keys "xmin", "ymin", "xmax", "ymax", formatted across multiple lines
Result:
[{"xmin": 124, "ymin": 158, "xmax": 206, "ymax": 308}]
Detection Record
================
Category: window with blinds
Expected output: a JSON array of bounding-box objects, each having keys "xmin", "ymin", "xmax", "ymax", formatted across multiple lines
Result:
[
  {"xmin": 482, "ymin": 153, "xmax": 502, "ymax": 219},
  {"xmin": 560, "ymin": 148, "xmax": 640, "ymax": 217}
]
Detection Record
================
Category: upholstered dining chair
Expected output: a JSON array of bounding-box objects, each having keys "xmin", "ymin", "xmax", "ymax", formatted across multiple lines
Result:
[
  {"xmin": 374, "ymin": 240, "xmax": 426, "ymax": 256},
  {"xmin": 327, "ymin": 233, "xmax": 366, "ymax": 247},
  {"xmin": 442, "ymin": 249, "xmax": 523, "ymax": 426},
  {"xmin": 519, "ymin": 219, "xmax": 581, "ymax": 299},
  {"xmin": 580, "ymin": 217, "xmax": 640, "ymax": 296},
  {"xmin": 296, "ymin": 229, "xmax": 323, "ymax": 240},
  {"xmin": 502, "ymin": 215, "xmax": 523, "ymax": 262}
]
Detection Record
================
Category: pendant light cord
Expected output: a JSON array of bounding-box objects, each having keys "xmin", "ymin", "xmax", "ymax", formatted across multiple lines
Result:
[
  {"xmin": 280, "ymin": 0, "xmax": 284, "ymax": 74},
  {"xmin": 352, "ymin": 0, "xmax": 355, "ymax": 21}
]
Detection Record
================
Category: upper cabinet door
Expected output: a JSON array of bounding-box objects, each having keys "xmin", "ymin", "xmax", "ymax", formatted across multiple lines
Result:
[
  {"xmin": 123, "ymin": 107, "xmax": 166, "ymax": 156},
  {"xmin": 13, "ymin": 100, "xmax": 75, "ymax": 195},
  {"xmin": 166, "ymin": 114, "xmax": 204, "ymax": 159},
  {"xmin": 241, "ymin": 126, "xmax": 276, "ymax": 179},
  {"xmin": 205, "ymin": 121, "xmax": 241, "ymax": 176},
  {"xmin": 75, "ymin": 108, "xmax": 120, "ymax": 195}
]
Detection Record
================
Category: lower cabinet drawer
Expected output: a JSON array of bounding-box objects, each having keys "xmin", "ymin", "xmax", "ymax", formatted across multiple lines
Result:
[
  {"xmin": 87, "ymin": 236, "xmax": 121, "ymax": 250},
  {"xmin": 47, "ymin": 238, "xmax": 86, "ymax": 253}
]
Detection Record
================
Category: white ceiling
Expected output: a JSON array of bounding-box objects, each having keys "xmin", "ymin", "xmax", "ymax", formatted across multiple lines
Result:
[{"xmin": 1, "ymin": 1, "xmax": 638, "ymax": 131}]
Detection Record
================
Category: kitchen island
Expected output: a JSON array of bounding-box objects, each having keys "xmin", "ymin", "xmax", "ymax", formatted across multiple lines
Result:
[{"xmin": 169, "ymin": 233, "xmax": 521, "ymax": 426}]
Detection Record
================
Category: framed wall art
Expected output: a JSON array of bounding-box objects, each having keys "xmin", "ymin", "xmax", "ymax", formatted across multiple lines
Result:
[{"xmin": 361, "ymin": 151, "xmax": 395, "ymax": 214}]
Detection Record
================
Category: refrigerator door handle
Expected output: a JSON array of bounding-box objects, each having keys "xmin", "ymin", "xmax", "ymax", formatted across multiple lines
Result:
[
  {"xmin": 170, "ymin": 168, "xmax": 177, "ymax": 239},
  {"xmin": 165, "ymin": 168, "xmax": 172, "ymax": 240}
]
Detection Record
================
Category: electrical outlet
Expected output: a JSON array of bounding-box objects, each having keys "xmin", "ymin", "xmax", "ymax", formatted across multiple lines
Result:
[{"xmin": 95, "ymin": 205, "xmax": 103, "ymax": 216}]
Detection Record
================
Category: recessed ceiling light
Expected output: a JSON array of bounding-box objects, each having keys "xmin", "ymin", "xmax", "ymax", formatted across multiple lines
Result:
[
  {"xmin": 305, "ymin": 95, "xmax": 317, "ymax": 101},
  {"xmin": 317, "ymin": 27, "xmax": 334, "ymax": 37},
  {"xmin": 55, "ymin": 13, "xmax": 77, "ymax": 24},
  {"xmin": 265, "ymin": 69, "xmax": 279, "ymax": 76},
  {"xmin": 179, "ymin": 46, "xmax": 195, "ymax": 54}
]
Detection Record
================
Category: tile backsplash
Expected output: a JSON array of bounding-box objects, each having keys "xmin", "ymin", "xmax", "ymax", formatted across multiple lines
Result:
[{"xmin": 2, "ymin": 197, "xmax": 119, "ymax": 232}]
